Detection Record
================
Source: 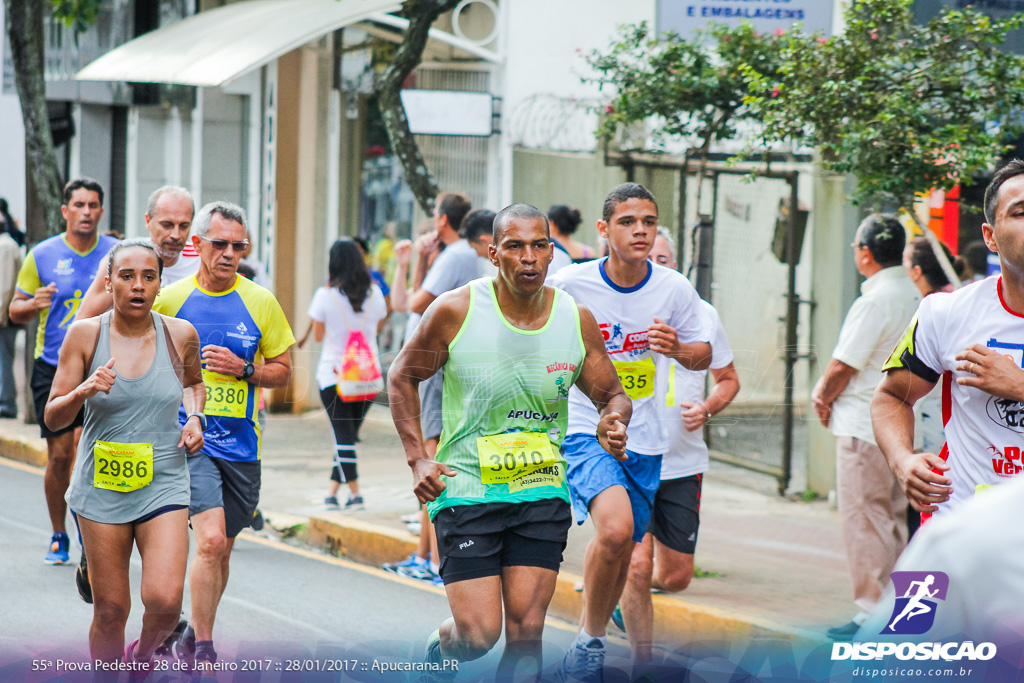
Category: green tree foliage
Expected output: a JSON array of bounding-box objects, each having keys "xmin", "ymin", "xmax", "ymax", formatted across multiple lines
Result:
[
  {"xmin": 586, "ymin": 21, "xmax": 786, "ymax": 181},
  {"xmin": 745, "ymin": 0, "xmax": 1024, "ymax": 210},
  {"xmin": 51, "ymin": 0, "xmax": 100, "ymax": 35}
]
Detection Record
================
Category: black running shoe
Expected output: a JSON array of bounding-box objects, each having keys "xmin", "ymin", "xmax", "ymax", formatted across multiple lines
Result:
[
  {"xmin": 154, "ymin": 619, "xmax": 188, "ymax": 657},
  {"xmin": 76, "ymin": 553, "xmax": 92, "ymax": 604},
  {"xmin": 173, "ymin": 624, "xmax": 196, "ymax": 666}
]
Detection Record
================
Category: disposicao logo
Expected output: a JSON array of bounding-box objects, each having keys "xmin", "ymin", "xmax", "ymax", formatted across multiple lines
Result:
[
  {"xmin": 882, "ymin": 571, "xmax": 948, "ymax": 635},
  {"xmin": 832, "ymin": 570, "xmax": 997, "ymax": 662}
]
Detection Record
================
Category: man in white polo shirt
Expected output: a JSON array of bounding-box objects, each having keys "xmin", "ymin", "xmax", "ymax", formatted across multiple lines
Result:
[{"xmin": 811, "ymin": 213, "xmax": 920, "ymax": 641}]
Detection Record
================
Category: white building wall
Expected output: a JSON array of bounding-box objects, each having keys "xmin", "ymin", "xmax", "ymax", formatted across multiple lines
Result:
[{"xmin": 0, "ymin": 1, "xmax": 27, "ymax": 225}]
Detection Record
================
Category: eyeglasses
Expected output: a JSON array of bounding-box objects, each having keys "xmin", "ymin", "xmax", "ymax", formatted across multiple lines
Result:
[
  {"xmin": 199, "ymin": 235, "xmax": 249, "ymax": 251},
  {"xmin": 850, "ymin": 241, "xmax": 865, "ymax": 249}
]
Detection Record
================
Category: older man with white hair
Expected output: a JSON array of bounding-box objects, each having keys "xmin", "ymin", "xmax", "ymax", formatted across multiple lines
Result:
[{"xmin": 77, "ymin": 186, "xmax": 200, "ymax": 320}]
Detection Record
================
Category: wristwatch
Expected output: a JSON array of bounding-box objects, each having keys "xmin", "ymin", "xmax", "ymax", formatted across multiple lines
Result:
[
  {"xmin": 701, "ymin": 402, "xmax": 712, "ymax": 420},
  {"xmin": 187, "ymin": 412, "xmax": 207, "ymax": 430},
  {"xmin": 241, "ymin": 360, "xmax": 255, "ymax": 380}
]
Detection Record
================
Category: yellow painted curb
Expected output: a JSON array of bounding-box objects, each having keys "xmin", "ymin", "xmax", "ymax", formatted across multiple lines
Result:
[
  {"xmin": 0, "ymin": 432, "xmax": 47, "ymax": 468},
  {"xmin": 307, "ymin": 515, "xmax": 417, "ymax": 567},
  {"xmin": 307, "ymin": 516, "xmax": 815, "ymax": 643}
]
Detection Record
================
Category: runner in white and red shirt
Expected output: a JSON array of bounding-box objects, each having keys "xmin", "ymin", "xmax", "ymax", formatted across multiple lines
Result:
[{"xmin": 874, "ymin": 158, "xmax": 1024, "ymax": 519}]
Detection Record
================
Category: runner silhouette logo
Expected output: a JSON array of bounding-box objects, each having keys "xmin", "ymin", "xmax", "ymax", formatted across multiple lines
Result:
[{"xmin": 882, "ymin": 571, "xmax": 949, "ymax": 635}]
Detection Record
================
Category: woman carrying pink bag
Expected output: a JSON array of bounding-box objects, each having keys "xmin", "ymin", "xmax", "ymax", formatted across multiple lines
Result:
[{"xmin": 308, "ymin": 239, "xmax": 388, "ymax": 510}]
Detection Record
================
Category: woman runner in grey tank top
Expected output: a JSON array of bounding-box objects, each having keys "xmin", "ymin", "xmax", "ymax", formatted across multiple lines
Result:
[{"xmin": 45, "ymin": 240, "xmax": 205, "ymax": 670}]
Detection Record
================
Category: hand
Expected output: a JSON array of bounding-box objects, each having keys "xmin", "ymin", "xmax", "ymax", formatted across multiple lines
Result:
[
  {"xmin": 179, "ymin": 417, "xmax": 205, "ymax": 455},
  {"xmin": 201, "ymin": 345, "xmax": 244, "ymax": 378},
  {"xmin": 597, "ymin": 411, "xmax": 628, "ymax": 461},
  {"xmin": 680, "ymin": 401, "xmax": 710, "ymax": 432},
  {"xmin": 811, "ymin": 380, "xmax": 831, "ymax": 428},
  {"xmin": 34, "ymin": 283, "xmax": 58, "ymax": 311},
  {"xmin": 411, "ymin": 457, "xmax": 456, "ymax": 503},
  {"xmin": 648, "ymin": 316, "xmax": 678, "ymax": 356},
  {"xmin": 893, "ymin": 451, "xmax": 952, "ymax": 513},
  {"xmin": 79, "ymin": 358, "xmax": 116, "ymax": 399},
  {"xmin": 393, "ymin": 240, "xmax": 413, "ymax": 268},
  {"xmin": 956, "ymin": 344, "xmax": 1024, "ymax": 402},
  {"xmin": 415, "ymin": 231, "xmax": 441, "ymax": 259}
]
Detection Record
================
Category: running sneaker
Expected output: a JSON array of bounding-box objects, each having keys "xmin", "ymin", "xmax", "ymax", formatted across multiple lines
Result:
[
  {"xmin": 123, "ymin": 638, "xmax": 153, "ymax": 681},
  {"xmin": 559, "ymin": 636, "xmax": 606, "ymax": 683},
  {"xmin": 173, "ymin": 623, "xmax": 196, "ymax": 666},
  {"xmin": 154, "ymin": 619, "xmax": 188, "ymax": 658},
  {"xmin": 344, "ymin": 495, "xmax": 364, "ymax": 511},
  {"xmin": 610, "ymin": 605, "xmax": 625, "ymax": 633},
  {"xmin": 416, "ymin": 630, "xmax": 455, "ymax": 683},
  {"xmin": 382, "ymin": 552, "xmax": 429, "ymax": 574},
  {"xmin": 76, "ymin": 553, "xmax": 92, "ymax": 603},
  {"xmin": 431, "ymin": 574, "xmax": 445, "ymax": 588},
  {"xmin": 194, "ymin": 644, "xmax": 218, "ymax": 672},
  {"xmin": 250, "ymin": 508, "xmax": 265, "ymax": 531},
  {"xmin": 44, "ymin": 532, "xmax": 70, "ymax": 565},
  {"xmin": 324, "ymin": 496, "xmax": 341, "ymax": 510},
  {"xmin": 397, "ymin": 563, "xmax": 438, "ymax": 582}
]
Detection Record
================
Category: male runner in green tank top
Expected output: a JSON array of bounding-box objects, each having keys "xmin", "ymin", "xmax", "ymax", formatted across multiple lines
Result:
[{"xmin": 389, "ymin": 203, "xmax": 631, "ymax": 681}]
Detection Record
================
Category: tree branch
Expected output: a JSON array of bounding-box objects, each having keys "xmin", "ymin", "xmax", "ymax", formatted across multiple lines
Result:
[
  {"xmin": 5, "ymin": 0, "xmax": 64, "ymax": 243},
  {"xmin": 376, "ymin": 0, "xmax": 461, "ymax": 215}
]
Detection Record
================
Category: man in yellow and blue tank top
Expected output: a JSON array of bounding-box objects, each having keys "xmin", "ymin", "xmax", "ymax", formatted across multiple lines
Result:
[
  {"xmin": 153, "ymin": 201, "xmax": 294, "ymax": 669},
  {"xmin": 10, "ymin": 178, "xmax": 118, "ymax": 566},
  {"xmin": 389, "ymin": 203, "xmax": 631, "ymax": 681}
]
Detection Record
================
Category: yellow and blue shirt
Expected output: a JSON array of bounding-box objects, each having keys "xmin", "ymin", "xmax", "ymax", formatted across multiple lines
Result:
[
  {"xmin": 153, "ymin": 274, "xmax": 295, "ymax": 462},
  {"xmin": 16, "ymin": 234, "xmax": 119, "ymax": 365}
]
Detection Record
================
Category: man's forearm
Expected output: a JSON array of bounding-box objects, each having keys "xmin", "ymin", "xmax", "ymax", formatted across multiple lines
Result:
[
  {"xmin": 391, "ymin": 261, "xmax": 410, "ymax": 313},
  {"xmin": 9, "ymin": 298, "xmax": 37, "ymax": 325},
  {"xmin": 388, "ymin": 374, "xmax": 428, "ymax": 465},
  {"xmin": 598, "ymin": 393, "xmax": 632, "ymax": 428},
  {"xmin": 672, "ymin": 341, "xmax": 713, "ymax": 371},
  {"xmin": 251, "ymin": 361, "xmax": 291, "ymax": 389},
  {"xmin": 871, "ymin": 390, "xmax": 917, "ymax": 468}
]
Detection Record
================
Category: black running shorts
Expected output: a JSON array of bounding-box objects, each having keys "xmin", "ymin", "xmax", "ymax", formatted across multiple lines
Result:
[
  {"xmin": 648, "ymin": 474, "xmax": 702, "ymax": 555},
  {"xmin": 432, "ymin": 498, "xmax": 571, "ymax": 584},
  {"xmin": 32, "ymin": 358, "xmax": 84, "ymax": 438},
  {"xmin": 187, "ymin": 453, "xmax": 261, "ymax": 538}
]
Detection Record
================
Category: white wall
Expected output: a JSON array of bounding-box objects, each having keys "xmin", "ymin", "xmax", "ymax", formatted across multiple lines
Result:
[
  {"xmin": 0, "ymin": 3, "xmax": 27, "ymax": 225},
  {"xmin": 502, "ymin": 0, "xmax": 656, "ymax": 112}
]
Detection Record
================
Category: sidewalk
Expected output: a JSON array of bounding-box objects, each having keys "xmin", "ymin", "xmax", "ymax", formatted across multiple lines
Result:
[{"xmin": 0, "ymin": 402, "xmax": 853, "ymax": 644}]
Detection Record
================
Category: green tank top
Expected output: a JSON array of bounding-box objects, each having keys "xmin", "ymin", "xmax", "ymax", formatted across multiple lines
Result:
[{"xmin": 428, "ymin": 278, "xmax": 586, "ymax": 519}]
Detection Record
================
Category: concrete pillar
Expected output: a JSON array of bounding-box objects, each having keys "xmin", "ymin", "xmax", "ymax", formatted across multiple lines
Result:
[
  {"xmin": 806, "ymin": 164, "xmax": 862, "ymax": 497},
  {"xmin": 273, "ymin": 44, "xmax": 332, "ymax": 412}
]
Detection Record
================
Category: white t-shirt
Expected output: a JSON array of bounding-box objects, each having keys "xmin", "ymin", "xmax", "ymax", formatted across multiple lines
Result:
[
  {"xmin": 860, "ymin": 474, "xmax": 1024, "ymax": 641},
  {"xmin": 883, "ymin": 275, "xmax": 1024, "ymax": 515},
  {"xmin": 404, "ymin": 239, "xmax": 483, "ymax": 344},
  {"xmin": 548, "ymin": 258, "xmax": 710, "ymax": 455},
  {"xmin": 830, "ymin": 266, "xmax": 921, "ymax": 444},
  {"xmin": 548, "ymin": 245, "xmax": 573, "ymax": 276},
  {"xmin": 308, "ymin": 284, "xmax": 387, "ymax": 391},
  {"xmin": 162, "ymin": 252, "xmax": 200, "ymax": 286},
  {"xmin": 661, "ymin": 301, "xmax": 734, "ymax": 479}
]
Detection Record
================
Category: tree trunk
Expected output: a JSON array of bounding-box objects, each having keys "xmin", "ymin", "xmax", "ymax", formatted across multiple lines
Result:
[
  {"xmin": 376, "ymin": 0, "xmax": 461, "ymax": 215},
  {"xmin": 5, "ymin": 0, "xmax": 63, "ymax": 244}
]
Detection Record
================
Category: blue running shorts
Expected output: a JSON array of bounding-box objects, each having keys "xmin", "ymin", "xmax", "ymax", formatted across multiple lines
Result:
[{"xmin": 561, "ymin": 433, "xmax": 662, "ymax": 542}]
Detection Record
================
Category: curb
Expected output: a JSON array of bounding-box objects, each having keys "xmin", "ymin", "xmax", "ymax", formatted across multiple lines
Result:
[
  {"xmin": 0, "ymin": 430, "xmax": 47, "ymax": 468},
  {"xmin": 305, "ymin": 514, "xmax": 820, "ymax": 644}
]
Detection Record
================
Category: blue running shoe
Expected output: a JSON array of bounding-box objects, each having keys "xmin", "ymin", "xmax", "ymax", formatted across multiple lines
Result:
[
  {"xmin": 611, "ymin": 605, "xmax": 625, "ymax": 633},
  {"xmin": 44, "ymin": 532, "xmax": 70, "ymax": 565},
  {"xmin": 559, "ymin": 636, "xmax": 605, "ymax": 683}
]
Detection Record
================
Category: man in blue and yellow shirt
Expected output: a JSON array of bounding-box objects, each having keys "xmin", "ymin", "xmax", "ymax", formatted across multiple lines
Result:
[
  {"xmin": 9, "ymin": 178, "xmax": 118, "ymax": 565},
  {"xmin": 153, "ymin": 200, "xmax": 294, "ymax": 669}
]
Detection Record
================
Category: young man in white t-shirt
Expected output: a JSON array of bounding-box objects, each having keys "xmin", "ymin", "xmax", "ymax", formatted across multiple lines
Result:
[
  {"xmin": 614, "ymin": 229, "xmax": 739, "ymax": 670},
  {"xmin": 874, "ymin": 158, "xmax": 1024, "ymax": 519},
  {"xmin": 547, "ymin": 184, "xmax": 712, "ymax": 680}
]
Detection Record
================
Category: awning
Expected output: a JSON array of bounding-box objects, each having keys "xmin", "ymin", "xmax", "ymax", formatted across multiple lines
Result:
[
  {"xmin": 356, "ymin": 13, "xmax": 502, "ymax": 64},
  {"xmin": 76, "ymin": 0, "xmax": 403, "ymax": 87}
]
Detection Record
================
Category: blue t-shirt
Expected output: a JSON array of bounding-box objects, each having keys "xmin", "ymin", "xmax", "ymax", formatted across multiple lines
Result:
[
  {"xmin": 16, "ymin": 234, "xmax": 119, "ymax": 364},
  {"xmin": 153, "ymin": 275, "xmax": 295, "ymax": 462}
]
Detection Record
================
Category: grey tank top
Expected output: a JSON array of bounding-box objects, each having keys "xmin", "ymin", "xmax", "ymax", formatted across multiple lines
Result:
[{"xmin": 66, "ymin": 311, "xmax": 190, "ymax": 523}]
